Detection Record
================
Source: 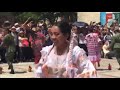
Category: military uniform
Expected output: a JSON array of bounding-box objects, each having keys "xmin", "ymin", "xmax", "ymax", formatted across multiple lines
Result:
[
  {"xmin": 109, "ymin": 32, "xmax": 120, "ymax": 69},
  {"xmin": 0, "ymin": 33, "xmax": 16, "ymax": 74}
]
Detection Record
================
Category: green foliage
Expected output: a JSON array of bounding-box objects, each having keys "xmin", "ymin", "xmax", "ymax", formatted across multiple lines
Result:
[
  {"xmin": 12, "ymin": 12, "xmax": 77, "ymax": 23},
  {"xmin": 13, "ymin": 12, "xmax": 40, "ymax": 23}
]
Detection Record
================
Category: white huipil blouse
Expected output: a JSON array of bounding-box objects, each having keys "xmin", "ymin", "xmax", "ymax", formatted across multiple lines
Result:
[{"xmin": 35, "ymin": 45, "xmax": 97, "ymax": 78}]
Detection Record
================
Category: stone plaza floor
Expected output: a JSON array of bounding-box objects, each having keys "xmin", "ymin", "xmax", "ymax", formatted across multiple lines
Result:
[{"xmin": 0, "ymin": 58, "xmax": 120, "ymax": 78}]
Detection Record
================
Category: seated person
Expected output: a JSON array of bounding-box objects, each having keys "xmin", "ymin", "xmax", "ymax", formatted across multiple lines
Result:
[{"xmin": 102, "ymin": 41, "xmax": 113, "ymax": 59}]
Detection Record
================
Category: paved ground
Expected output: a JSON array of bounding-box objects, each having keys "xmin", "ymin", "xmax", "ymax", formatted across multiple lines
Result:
[
  {"xmin": 0, "ymin": 58, "xmax": 120, "ymax": 78},
  {"xmin": 97, "ymin": 58, "xmax": 120, "ymax": 78},
  {"xmin": 0, "ymin": 62, "xmax": 35, "ymax": 78}
]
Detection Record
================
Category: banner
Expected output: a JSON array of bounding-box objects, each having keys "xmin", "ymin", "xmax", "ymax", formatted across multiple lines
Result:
[
  {"xmin": 100, "ymin": 12, "xmax": 106, "ymax": 25},
  {"xmin": 106, "ymin": 13, "xmax": 113, "ymax": 23}
]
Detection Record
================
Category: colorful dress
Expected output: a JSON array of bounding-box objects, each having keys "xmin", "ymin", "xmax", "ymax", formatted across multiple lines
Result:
[
  {"xmin": 85, "ymin": 33, "xmax": 101, "ymax": 63},
  {"xmin": 35, "ymin": 44, "xmax": 97, "ymax": 78},
  {"xmin": 30, "ymin": 31, "xmax": 45, "ymax": 64}
]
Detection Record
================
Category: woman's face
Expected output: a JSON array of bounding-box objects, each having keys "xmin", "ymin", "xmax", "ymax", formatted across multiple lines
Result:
[
  {"xmin": 49, "ymin": 25, "xmax": 68, "ymax": 46},
  {"xmin": 11, "ymin": 28, "xmax": 16, "ymax": 33}
]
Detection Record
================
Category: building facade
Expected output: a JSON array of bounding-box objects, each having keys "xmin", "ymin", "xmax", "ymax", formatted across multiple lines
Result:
[
  {"xmin": 77, "ymin": 12, "xmax": 120, "ymax": 25},
  {"xmin": 77, "ymin": 12, "xmax": 100, "ymax": 24}
]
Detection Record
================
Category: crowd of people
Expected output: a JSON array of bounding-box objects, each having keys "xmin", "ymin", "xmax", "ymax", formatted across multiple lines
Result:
[
  {"xmin": 0, "ymin": 18, "xmax": 120, "ymax": 78},
  {"xmin": 0, "ymin": 19, "xmax": 52, "ymax": 74}
]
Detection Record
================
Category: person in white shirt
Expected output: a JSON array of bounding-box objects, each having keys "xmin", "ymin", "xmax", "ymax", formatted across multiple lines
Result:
[{"xmin": 102, "ymin": 41, "xmax": 113, "ymax": 59}]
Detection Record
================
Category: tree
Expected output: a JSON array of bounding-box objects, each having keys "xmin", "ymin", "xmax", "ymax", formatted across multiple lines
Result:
[
  {"xmin": 11, "ymin": 12, "xmax": 77, "ymax": 24},
  {"xmin": 12, "ymin": 12, "xmax": 40, "ymax": 23}
]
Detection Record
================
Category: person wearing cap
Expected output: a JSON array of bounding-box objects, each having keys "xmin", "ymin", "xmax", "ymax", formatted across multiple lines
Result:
[
  {"xmin": 0, "ymin": 28, "xmax": 15, "ymax": 74},
  {"xmin": 18, "ymin": 30, "xmax": 29, "ymax": 62},
  {"xmin": 109, "ymin": 24, "xmax": 115, "ymax": 36},
  {"xmin": 14, "ymin": 23, "xmax": 20, "ymax": 28},
  {"xmin": 2, "ymin": 20, "xmax": 11, "ymax": 29},
  {"xmin": 14, "ymin": 23, "xmax": 21, "ymax": 33},
  {"xmin": 10, "ymin": 26, "xmax": 19, "ymax": 63}
]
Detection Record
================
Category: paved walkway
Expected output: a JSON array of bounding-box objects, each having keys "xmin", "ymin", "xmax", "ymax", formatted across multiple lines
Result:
[
  {"xmin": 97, "ymin": 58, "xmax": 120, "ymax": 78},
  {"xmin": 0, "ymin": 62, "xmax": 35, "ymax": 78},
  {"xmin": 0, "ymin": 58, "xmax": 120, "ymax": 78}
]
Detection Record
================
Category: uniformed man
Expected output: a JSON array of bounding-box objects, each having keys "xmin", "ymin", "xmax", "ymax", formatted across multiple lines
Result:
[
  {"xmin": 109, "ymin": 29, "xmax": 120, "ymax": 70},
  {"xmin": 0, "ymin": 28, "xmax": 16, "ymax": 74}
]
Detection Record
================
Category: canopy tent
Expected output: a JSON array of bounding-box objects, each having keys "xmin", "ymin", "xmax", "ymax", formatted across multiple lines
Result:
[{"xmin": 72, "ymin": 21, "xmax": 88, "ymax": 28}]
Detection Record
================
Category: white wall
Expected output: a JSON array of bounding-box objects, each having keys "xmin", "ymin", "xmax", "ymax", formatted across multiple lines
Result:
[{"xmin": 77, "ymin": 12, "xmax": 100, "ymax": 24}]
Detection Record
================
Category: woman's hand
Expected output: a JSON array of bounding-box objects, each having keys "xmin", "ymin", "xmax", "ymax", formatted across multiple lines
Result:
[
  {"xmin": 62, "ymin": 71, "xmax": 69, "ymax": 78},
  {"xmin": 42, "ymin": 65, "xmax": 49, "ymax": 78},
  {"xmin": 76, "ymin": 73, "xmax": 90, "ymax": 78}
]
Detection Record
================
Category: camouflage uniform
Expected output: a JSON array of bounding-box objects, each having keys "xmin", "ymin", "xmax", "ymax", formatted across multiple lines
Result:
[
  {"xmin": 109, "ymin": 32, "xmax": 120, "ymax": 69},
  {"xmin": 0, "ymin": 33, "xmax": 15, "ymax": 73}
]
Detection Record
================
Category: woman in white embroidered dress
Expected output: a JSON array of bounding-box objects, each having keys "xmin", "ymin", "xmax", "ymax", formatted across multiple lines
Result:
[{"xmin": 35, "ymin": 21, "xmax": 97, "ymax": 78}]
